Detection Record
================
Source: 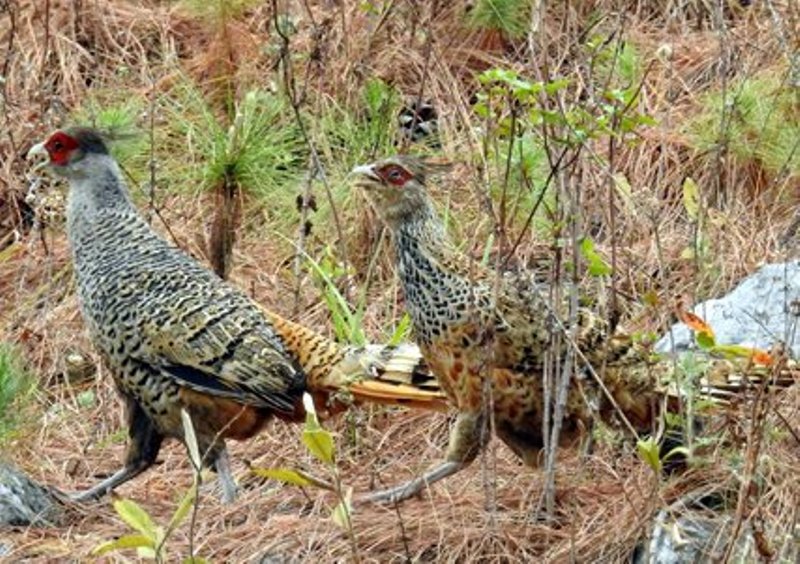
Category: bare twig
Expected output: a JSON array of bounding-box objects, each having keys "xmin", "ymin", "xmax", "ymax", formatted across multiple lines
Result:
[
  {"xmin": 292, "ymin": 162, "xmax": 315, "ymax": 315},
  {"xmin": 146, "ymin": 73, "xmax": 157, "ymax": 222},
  {"xmin": 271, "ymin": 0, "xmax": 351, "ymax": 299},
  {"xmin": 1, "ymin": 0, "xmax": 18, "ymax": 153},
  {"xmin": 721, "ymin": 369, "xmax": 775, "ymax": 563}
]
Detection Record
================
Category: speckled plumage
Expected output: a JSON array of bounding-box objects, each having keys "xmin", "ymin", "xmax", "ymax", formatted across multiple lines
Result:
[
  {"xmin": 352, "ymin": 156, "xmax": 678, "ymax": 502},
  {"xmin": 68, "ymin": 164, "xmax": 305, "ymax": 417},
  {"xmin": 29, "ymin": 129, "xmax": 447, "ymax": 503},
  {"xmin": 355, "ymin": 156, "xmax": 796, "ymax": 504},
  {"xmin": 390, "ymin": 204, "xmax": 652, "ymax": 451}
]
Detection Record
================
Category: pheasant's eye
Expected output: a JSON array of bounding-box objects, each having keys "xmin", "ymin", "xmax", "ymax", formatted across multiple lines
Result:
[
  {"xmin": 52, "ymin": 140, "xmax": 63, "ymax": 151},
  {"xmin": 379, "ymin": 164, "xmax": 412, "ymax": 186}
]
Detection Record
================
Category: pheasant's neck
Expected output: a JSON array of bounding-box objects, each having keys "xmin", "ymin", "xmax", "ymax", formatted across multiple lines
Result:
[
  {"xmin": 66, "ymin": 158, "xmax": 138, "ymax": 239},
  {"xmin": 393, "ymin": 207, "xmax": 448, "ymax": 264},
  {"xmin": 65, "ymin": 160, "xmax": 165, "ymax": 306},
  {"xmin": 392, "ymin": 211, "xmax": 474, "ymax": 347}
]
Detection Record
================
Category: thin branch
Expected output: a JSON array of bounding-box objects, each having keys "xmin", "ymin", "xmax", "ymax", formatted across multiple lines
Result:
[
  {"xmin": 271, "ymin": 0, "xmax": 351, "ymax": 299},
  {"xmin": 293, "ymin": 162, "xmax": 314, "ymax": 316},
  {"xmin": 146, "ymin": 72, "xmax": 157, "ymax": 223},
  {"xmin": 1, "ymin": 0, "xmax": 18, "ymax": 152}
]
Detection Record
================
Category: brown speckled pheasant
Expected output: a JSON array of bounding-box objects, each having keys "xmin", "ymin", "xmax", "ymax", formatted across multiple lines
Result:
[
  {"xmin": 352, "ymin": 155, "xmax": 796, "ymax": 504},
  {"xmin": 27, "ymin": 129, "xmax": 447, "ymax": 504}
]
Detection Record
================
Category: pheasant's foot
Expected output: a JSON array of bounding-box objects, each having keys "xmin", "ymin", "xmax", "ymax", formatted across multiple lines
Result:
[
  {"xmin": 69, "ymin": 464, "xmax": 147, "ymax": 503},
  {"xmin": 361, "ymin": 461, "xmax": 463, "ymax": 505},
  {"xmin": 213, "ymin": 449, "xmax": 238, "ymax": 504}
]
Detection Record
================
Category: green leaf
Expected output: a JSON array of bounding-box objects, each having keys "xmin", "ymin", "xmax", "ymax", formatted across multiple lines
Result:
[
  {"xmin": 253, "ymin": 467, "xmax": 334, "ymax": 490},
  {"xmin": 300, "ymin": 393, "xmax": 335, "ymax": 465},
  {"xmin": 180, "ymin": 409, "xmax": 202, "ymax": 470},
  {"xmin": 580, "ymin": 237, "xmax": 612, "ymax": 276},
  {"xmin": 544, "ymin": 78, "xmax": 570, "ymax": 94},
  {"xmin": 708, "ymin": 344, "xmax": 752, "ymax": 359},
  {"xmin": 696, "ymin": 331, "xmax": 716, "ymax": 350},
  {"xmin": 137, "ymin": 546, "xmax": 157, "ymax": 559},
  {"xmin": 303, "ymin": 247, "xmax": 365, "ymax": 346},
  {"xmin": 388, "ymin": 313, "xmax": 413, "ymax": 347},
  {"xmin": 541, "ymin": 109, "xmax": 564, "ymax": 125},
  {"xmin": 637, "ymin": 114, "xmax": 658, "ymax": 126},
  {"xmin": 92, "ymin": 534, "xmax": 154, "ymax": 556},
  {"xmin": 167, "ymin": 482, "xmax": 197, "ymax": 532},
  {"xmin": 113, "ymin": 498, "xmax": 159, "ymax": 538},
  {"xmin": 330, "ymin": 487, "xmax": 353, "ymax": 530},
  {"xmin": 636, "ymin": 437, "xmax": 662, "ymax": 473},
  {"xmin": 252, "ymin": 467, "xmax": 314, "ymax": 487},
  {"xmin": 478, "ymin": 68, "xmax": 519, "ymax": 85},
  {"xmin": 682, "ymin": 177, "xmax": 700, "ymax": 221},
  {"xmin": 183, "ymin": 558, "xmax": 210, "ymax": 564},
  {"xmin": 512, "ymin": 80, "xmax": 542, "ymax": 100},
  {"xmin": 544, "ymin": 78, "xmax": 570, "ymax": 96},
  {"xmin": 302, "ymin": 428, "xmax": 335, "ymax": 466},
  {"xmin": 473, "ymin": 100, "xmax": 490, "ymax": 119}
]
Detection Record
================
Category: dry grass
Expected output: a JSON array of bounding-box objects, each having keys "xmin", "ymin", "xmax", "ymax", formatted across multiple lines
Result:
[
  {"xmin": 1, "ymin": 0, "xmax": 798, "ymax": 561},
  {"xmin": 5, "ymin": 385, "xmax": 798, "ymax": 561}
]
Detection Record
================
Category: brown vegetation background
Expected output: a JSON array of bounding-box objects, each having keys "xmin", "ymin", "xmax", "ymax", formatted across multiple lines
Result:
[{"xmin": 0, "ymin": 0, "xmax": 797, "ymax": 561}]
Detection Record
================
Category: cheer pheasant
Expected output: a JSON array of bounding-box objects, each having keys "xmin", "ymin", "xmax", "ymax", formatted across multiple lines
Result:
[
  {"xmin": 28, "ymin": 129, "xmax": 447, "ymax": 503},
  {"xmin": 352, "ymin": 155, "xmax": 794, "ymax": 504}
]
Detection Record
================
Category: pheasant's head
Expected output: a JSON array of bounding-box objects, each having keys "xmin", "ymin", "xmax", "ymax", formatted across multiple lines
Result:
[
  {"xmin": 28, "ymin": 128, "xmax": 110, "ymax": 179},
  {"xmin": 352, "ymin": 155, "xmax": 449, "ymax": 227}
]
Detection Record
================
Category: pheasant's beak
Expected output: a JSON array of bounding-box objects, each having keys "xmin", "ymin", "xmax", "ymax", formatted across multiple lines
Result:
[
  {"xmin": 350, "ymin": 164, "xmax": 380, "ymax": 184},
  {"xmin": 27, "ymin": 141, "xmax": 49, "ymax": 172}
]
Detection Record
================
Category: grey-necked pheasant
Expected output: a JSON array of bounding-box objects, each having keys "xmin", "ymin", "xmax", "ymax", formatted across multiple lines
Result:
[
  {"xmin": 352, "ymin": 155, "xmax": 796, "ymax": 504},
  {"xmin": 27, "ymin": 129, "xmax": 447, "ymax": 503}
]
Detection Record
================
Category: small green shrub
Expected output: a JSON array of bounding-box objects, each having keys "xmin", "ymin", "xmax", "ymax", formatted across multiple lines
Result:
[
  {"xmin": 586, "ymin": 36, "xmax": 643, "ymax": 90},
  {"xmin": 467, "ymin": 0, "xmax": 531, "ymax": 39},
  {"xmin": 253, "ymin": 393, "xmax": 357, "ymax": 557},
  {"xmin": 313, "ymin": 77, "xmax": 400, "ymax": 170},
  {"xmin": 305, "ymin": 246, "xmax": 367, "ymax": 346},
  {"xmin": 71, "ymin": 96, "xmax": 147, "ymax": 166},
  {"xmin": 0, "ymin": 343, "xmax": 35, "ymax": 443},
  {"xmin": 164, "ymin": 83, "xmax": 305, "ymax": 203},
  {"xmin": 687, "ymin": 71, "xmax": 799, "ymax": 178},
  {"xmin": 93, "ymin": 410, "xmax": 206, "ymax": 563}
]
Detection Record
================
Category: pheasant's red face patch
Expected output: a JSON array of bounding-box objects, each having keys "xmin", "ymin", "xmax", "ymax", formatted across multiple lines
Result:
[
  {"xmin": 44, "ymin": 131, "xmax": 80, "ymax": 166},
  {"xmin": 376, "ymin": 164, "xmax": 413, "ymax": 187}
]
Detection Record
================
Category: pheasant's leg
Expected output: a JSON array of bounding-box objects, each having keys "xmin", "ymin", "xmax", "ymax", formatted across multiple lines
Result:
[
  {"xmin": 72, "ymin": 400, "xmax": 164, "ymax": 502},
  {"xmin": 190, "ymin": 429, "xmax": 239, "ymax": 503},
  {"xmin": 210, "ymin": 447, "xmax": 238, "ymax": 504},
  {"xmin": 364, "ymin": 410, "xmax": 487, "ymax": 504},
  {"xmin": 362, "ymin": 461, "xmax": 463, "ymax": 505}
]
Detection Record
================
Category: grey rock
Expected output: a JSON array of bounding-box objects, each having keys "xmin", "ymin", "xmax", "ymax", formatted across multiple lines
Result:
[
  {"xmin": 634, "ymin": 510, "xmax": 738, "ymax": 563},
  {"xmin": 656, "ymin": 262, "xmax": 800, "ymax": 358},
  {"xmin": 633, "ymin": 505, "xmax": 798, "ymax": 564},
  {"xmin": 642, "ymin": 262, "xmax": 799, "ymax": 563},
  {"xmin": 0, "ymin": 461, "xmax": 63, "ymax": 527}
]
